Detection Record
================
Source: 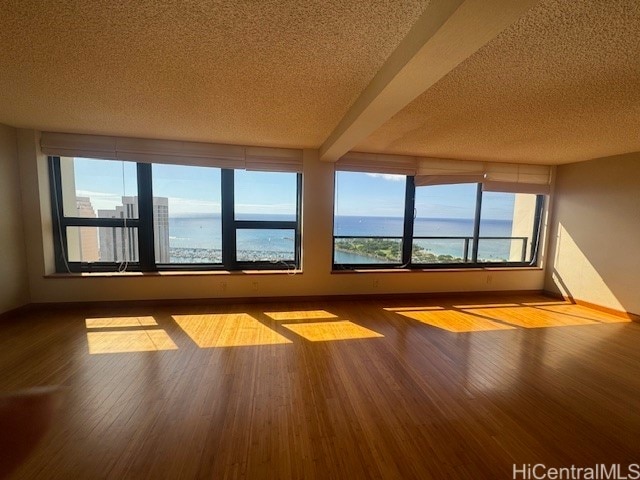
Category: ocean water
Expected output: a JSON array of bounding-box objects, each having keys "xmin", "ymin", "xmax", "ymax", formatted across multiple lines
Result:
[
  {"xmin": 334, "ymin": 216, "xmax": 519, "ymax": 264},
  {"xmin": 167, "ymin": 213, "xmax": 296, "ymax": 263},
  {"xmin": 166, "ymin": 214, "xmax": 522, "ymax": 264}
]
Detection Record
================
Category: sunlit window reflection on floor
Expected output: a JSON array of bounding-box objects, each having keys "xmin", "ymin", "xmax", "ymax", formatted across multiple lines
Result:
[
  {"xmin": 452, "ymin": 303, "xmax": 519, "ymax": 309},
  {"xmin": 384, "ymin": 306, "xmax": 444, "ymax": 312},
  {"xmin": 385, "ymin": 297, "xmax": 632, "ymax": 333},
  {"xmin": 460, "ymin": 303, "xmax": 630, "ymax": 328},
  {"xmin": 87, "ymin": 330, "xmax": 178, "ymax": 354},
  {"xmin": 173, "ymin": 313, "xmax": 292, "ymax": 348},
  {"xmin": 521, "ymin": 301, "xmax": 570, "ymax": 306},
  {"xmin": 531, "ymin": 305, "xmax": 630, "ymax": 324},
  {"xmin": 282, "ymin": 320, "xmax": 384, "ymax": 342},
  {"xmin": 85, "ymin": 316, "xmax": 158, "ymax": 329},
  {"xmin": 394, "ymin": 310, "xmax": 515, "ymax": 333},
  {"xmin": 264, "ymin": 310, "xmax": 337, "ymax": 321},
  {"xmin": 462, "ymin": 306, "xmax": 600, "ymax": 328}
]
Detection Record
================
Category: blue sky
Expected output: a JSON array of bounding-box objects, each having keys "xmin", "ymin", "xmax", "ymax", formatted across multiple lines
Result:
[
  {"xmin": 72, "ymin": 158, "xmax": 296, "ymax": 216},
  {"xmin": 71, "ymin": 158, "xmax": 514, "ymax": 220},
  {"xmin": 335, "ymin": 172, "xmax": 515, "ymax": 220}
]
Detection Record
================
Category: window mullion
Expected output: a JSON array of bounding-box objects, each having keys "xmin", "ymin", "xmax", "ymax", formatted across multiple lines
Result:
[
  {"xmin": 295, "ymin": 173, "xmax": 302, "ymax": 268},
  {"xmin": 221, "ymin": 169, "xmax": 237, "ymax": 269},
  {"xmin": 529, "ymin": 195, "xmax": 545, "ymax": 265},
  {"xmin": 62, "ymin": 217, "xmax": 140, "ymax": 228},
  {"xmin": 471, "ymin": 183, "xmax": 483, "ymax": 263},
  {"xmin": 136, "ymin": 163, "xmax": 156, "ymax": 271},
  {"xmin": 401, "ymin": 176, "xmax": 416, "ymax": 266},
  {"xmin": 49, "ymin": 156, "xmax": 70, "ymax": 272},
  {"xmin": 234, "ymin": 220, "xmax": 296, "ymax": 229}
]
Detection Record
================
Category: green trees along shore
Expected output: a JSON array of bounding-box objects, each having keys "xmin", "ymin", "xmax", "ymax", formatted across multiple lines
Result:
[{"xmin": 334, "ymin": 238, "xmax": 464, "ymax": 264}]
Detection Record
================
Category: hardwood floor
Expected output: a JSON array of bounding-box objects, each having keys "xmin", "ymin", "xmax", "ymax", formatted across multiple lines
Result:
[{"xmin": 1, "ymin": 294, "xmax": 639, "ymax": 479}]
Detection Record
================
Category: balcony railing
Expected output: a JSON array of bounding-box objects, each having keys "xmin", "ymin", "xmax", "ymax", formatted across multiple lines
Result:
[{"xmin": 334, "ymin": 235, "xmax": 530, "ymax": 264}]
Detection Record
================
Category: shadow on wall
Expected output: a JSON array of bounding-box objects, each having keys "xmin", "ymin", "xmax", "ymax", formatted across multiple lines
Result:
[{"xmin": 545, "ymin": 154, "xmax": 640, "ymax": 316}]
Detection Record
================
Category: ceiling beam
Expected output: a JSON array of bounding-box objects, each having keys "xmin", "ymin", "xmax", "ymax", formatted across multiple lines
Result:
[{"xmin": 319, "ymin": 0, "xmax": 540, "ymax": 162}]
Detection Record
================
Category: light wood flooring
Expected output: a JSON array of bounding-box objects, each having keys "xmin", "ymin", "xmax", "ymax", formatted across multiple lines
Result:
[{"xmin": 1, "ymin": 294, "xmax": 639, "ymax": 479}]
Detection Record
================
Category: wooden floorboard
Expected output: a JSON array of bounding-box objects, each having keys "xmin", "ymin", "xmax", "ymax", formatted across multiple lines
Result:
[{"xmin": 1, "ymin": 294, "xmax": 639, "ymax": 479}]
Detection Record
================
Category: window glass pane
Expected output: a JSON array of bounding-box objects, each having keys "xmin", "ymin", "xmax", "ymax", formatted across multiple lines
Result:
[
  {"xmin": 412, "ymin": 183, "xmax": 477, "ymax": 263},
  {"xmin": 236, "ymin": 229, "xmax": 295, "ymax": 262},
  {"xmin": 234, "ymin": 170, "xmax": 297, "ymax": 221},
  {"xmin": 66, "ymin": 226, "xmax": 138, "ymax": 263},
  {"xmin": 152, "ymin": 164, "xmax": 221, "ymax": 264},
  {"xmin": 59, "ymin": 157, "xmax": 138, "ymax": 218},
  {"xmin": 412, "ymin": 238, "xmax": 471, "ymax": 264},
  {"xmin": 334, "ymin": 237, "xmax": 402, "ymax": 264},
  {"xmin": 334, "ymin": 172, "xmax": 406, "ymax": 264},
  {"xmin": 478, "ymin": 192, "xmax": 539, "ymax": 263}
]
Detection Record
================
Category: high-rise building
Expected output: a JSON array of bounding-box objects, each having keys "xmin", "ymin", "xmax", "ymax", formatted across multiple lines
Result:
[
  {"xmin": 97, "ymin": 196, "xmax": 170, "ymax": 263},
  {"xmin": 97, "ymin": 196, "xmax": 138, "ymax": 263},
  {"xmin": 153, "ymin": 197, "xmax": 170, "ymax": 263},
  {"xmin": 75, "ymin": 197, "xmax": 99, "ymax": 262}
]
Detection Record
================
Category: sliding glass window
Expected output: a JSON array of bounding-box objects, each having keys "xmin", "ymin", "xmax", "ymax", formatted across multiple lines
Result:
[
  {"xmin": 49, "ymin": 157, "xmax": 301, "ymax": 273},
  {"xmin": 333, "ymin": 172, "xmax": 545, "ymax": 270},
  {"xmin": 412, "ymin": 183, "xmax": 478, "ymax": 265},
  {"xmin": 334, "ymin": 171, "xmax": 407, "ymax": 266}
]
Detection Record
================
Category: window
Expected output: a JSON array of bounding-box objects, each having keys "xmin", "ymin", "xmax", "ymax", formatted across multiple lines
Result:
[
  {"xmin": 333, "ymin": 172, "xmax": 544, "ymax": 269},
  {"xmin": 152, "ymin": 164, "xmax": 222, "ymax": 265},
  {"xmin": 51, "ymin": 157, "xmax": 140, "ymax": 270},
  {"xmin": 228, "ymin": 169, "xmax": 301, "ymax": 267},
  {"xmin": 413, "ymin": 183, "xmax": 477, "ymax": 264},
  {"xmin": 477, "ymin": 191, "xmax": 540, "ymax": 263},
  {"xmin": 234, "ymin": 170, "xmax": 297, "ymax": 221},
  {"xmin": 334, "ymin": 172, "xmax": 406, "ymax": 265},
  {"xmin": 49, "ymin": 157, "xmax": 301, "ymax": 272}
]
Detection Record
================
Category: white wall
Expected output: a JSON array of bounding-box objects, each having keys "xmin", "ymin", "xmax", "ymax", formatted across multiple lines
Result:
[
  {"xmin": 17, "ymin": 129, "xmax": 546, "ymax": 304},
  {"xmin": 545, "ymin": 153, "xmax": 640, "ymax": 315},
  {"xmin": 0, "ymin": 124, "xmax": 29, "ymax": 313}
]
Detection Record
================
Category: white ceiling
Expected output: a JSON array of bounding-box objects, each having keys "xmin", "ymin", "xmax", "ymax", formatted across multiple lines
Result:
[{"xmin": 1, "ymin": 0, "xmax": 639, "ymax": 165}]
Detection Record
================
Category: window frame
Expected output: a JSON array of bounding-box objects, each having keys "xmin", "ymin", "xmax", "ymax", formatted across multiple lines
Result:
[
  {"xmin": 220, "ymin": 169, "xmax": 302, "ymax": 271},
  {"xmin": 332, "ymin": 174, "xmax": 545, "ymax": 270},
  {"xmin": 49, "ymin": 156, "xmax": 302, "ymax": 273}
]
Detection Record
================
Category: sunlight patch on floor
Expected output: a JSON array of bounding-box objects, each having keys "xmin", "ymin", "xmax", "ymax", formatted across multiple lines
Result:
[
  {"xmin": 535, "ymin": 305, "xmax": 631, "ymax": 324},
  {"xmin": 264, "ymin": 310, "xmax": 337, "ymax": 321},
  {"xmin": 388, "ymin": 300, "xmax": 631, "ymax": 332},
  {"xmin": 384, "ymin": 306, "xmax": 444, "ymax": 312},
  {"xmin": 461, "ymin": 306, "xmax": 598, "ymax": 328},
  {"xmin": 521, "ymin": 301, "xmax": 570, "ymax": 306},
  {"xmin": 87, "ymin": 330, "xmax": 178, "ymax": 354},
  {"xmin": 283, "ymin": 320, "xmax": 383, "ymax": 342},
  {"xmin": 85, "ymin": 316, "xmax": 158, "ymax": 329},
  {"xmin": 173, "ymin": 313, "xmax": 292, "ymax": 348},
  {"xmin": 395, "ymin": 310, "xmax": 516, "ymax": 333},
  {"xmin": 452, "ymin": 303, "xmax": 520, "ymax": 309}
]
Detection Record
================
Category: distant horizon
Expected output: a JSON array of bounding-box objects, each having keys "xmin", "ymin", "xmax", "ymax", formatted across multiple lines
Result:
[
  {"xmin": 70, "ymin": 157, "xmax": 516, "ymax": 220},
  {"xmin": 168, "ymin": 212, "xmax": 511, "ymax": 222}
]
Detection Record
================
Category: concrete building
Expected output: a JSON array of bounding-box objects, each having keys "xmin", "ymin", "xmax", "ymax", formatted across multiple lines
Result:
[
  {"xmin": 97, "ymin": 196, "xmax": 170, "ymax": 263},
  {"xmin": 75, "ymin": 197, "xmax": 99, "ymax": 262},
  {"xmin": 153, "ymin": 197, "xmax": 170, "ymax": 263}
]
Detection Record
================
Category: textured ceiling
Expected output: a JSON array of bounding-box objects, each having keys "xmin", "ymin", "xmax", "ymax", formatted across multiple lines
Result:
[
  {"xmin": 356, "ymin": 0, "xmax": 640, "ymax": 164},
  {"xmin": 2, "ymin": 0, "xmax": 639, "ymax": 164},
  {"xmin": 0, "ymin": 0, "xmax": 429, "ymax": 148}
]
